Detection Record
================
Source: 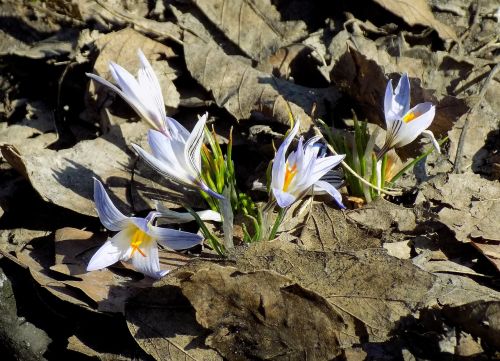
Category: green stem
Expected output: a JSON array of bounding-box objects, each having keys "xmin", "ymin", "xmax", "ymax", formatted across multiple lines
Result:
[{"xmin": 268, "ymin": 207, "xmax": 286, "ymax": 241}]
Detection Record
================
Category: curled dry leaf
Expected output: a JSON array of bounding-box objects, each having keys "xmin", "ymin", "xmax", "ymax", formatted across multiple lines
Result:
[
  {"xmin": 192, "ymin": 0, "xmax": 307, "ymax": 61},
  {"xmin": 371, "ymin": 0, "xmax": 457, "ymax": 42},
  {"xmin": 180, "ymin": 10, "xmax": 339, "ymax": 132}
]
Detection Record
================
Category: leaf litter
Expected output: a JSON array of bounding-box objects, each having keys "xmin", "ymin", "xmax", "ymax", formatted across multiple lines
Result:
[{"xmin": 0, "ymin": 0, "xmax": 499, "ymax": 359}]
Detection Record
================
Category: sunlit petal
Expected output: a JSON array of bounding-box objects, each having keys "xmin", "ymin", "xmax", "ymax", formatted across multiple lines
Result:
[
  {"xmin": 130, "ymin": 240, "xmax": 166, "ymax": 279},
  {"xmin": 314, "ymin": 180, "xmax": 346, "ymax": 209},
  {"xmin": 271, "ymin": 120, "xmax": 300, "ymax": 191},
  {"xmin": 421, "ymin": 129, "xmax": 441, "ymax": 154},
  {"xmin": 86, "ymin": 229, "xmax": 131, "ymax": 271},
  {"xmin": 273, "ymin": 188, "xmax": 297, "ymax": 208},
  {"xmin": 93, "ymin": 178, "xmax": 130, "ymax": 231}
]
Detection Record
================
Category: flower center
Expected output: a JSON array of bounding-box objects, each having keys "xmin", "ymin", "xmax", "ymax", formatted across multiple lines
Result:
[
  {"xmin": 402, "ymin": 111, "xmax": 422, "ymax": 123},
  {"xmin": 130, "ymin": 228, "xmax": 152, "ymax": 257},
  {"xmin": 283, "ymin": 163, "xmax": 298, "ymax": 192}
]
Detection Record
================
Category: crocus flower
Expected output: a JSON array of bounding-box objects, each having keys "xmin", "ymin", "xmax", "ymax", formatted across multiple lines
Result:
[
  {"xmin": 131, "ymin": 113, "xmax": 224, "ymax": 199},
  {"xmin": 379, "ymin": 73, "xmax": 440, "ymax": 157},
  {"xmin": 86, "ymin": 49, "xmax": 171, "ymax": 135},
  {"xmin": 87, "ymin": 179, "xmax": 203, "ymax": 279},
  {"xmin": 271, "ymin": 120, "xmax": 346, "ymax": 209}
]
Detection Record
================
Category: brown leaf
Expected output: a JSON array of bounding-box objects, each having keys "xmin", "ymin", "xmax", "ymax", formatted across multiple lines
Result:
[
  {"xmin": 419, "ymin": 173, "xmax": 500, "ymax": 243},
  {"xmin": 0, "ymin": 122, "xmax": 202, "ymax": 217},
  {"xmin": 126, "ymin": 276, "xmax": 224, "ymax": 361},
  {"xmin": 181, "ymin": 263, "xmax": 344, "ymax": 360},
  {"xmin": 192, "ymin": 0, "xmax": 307, "ymax": 61},
  {"xmin": 236, "ymin": 239, "xmax": 434, "ymax": 342},
  {"xmin": 371, "ymin": 0, "xmax": 457, "ymax": 42},
  {"xmin": 471, "ymin": 240, "xmax": 500, "ymax": 272},
  {"xmin": 180, "ymin": 10, "xmax": 339, "ymax": 131}
]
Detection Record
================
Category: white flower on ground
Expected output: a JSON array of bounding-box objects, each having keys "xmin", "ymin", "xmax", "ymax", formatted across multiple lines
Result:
[
  {"xmin": 271, "ymin": 120, "xmax": 346, "ymax": 209},
  {"xmin": 86, "ymin": 49, "xmax": 172, "ymax": 135},
  {"xmin": 131, "ymin": 113, "xmax": 224, "ymax": 199},
  {"xmin": 380, "ymin": 73, "xmax": 440, "ymax": 157},
  {"xmin": 87, "ymin": 179, "xmax": 203, "ymax": 279}
]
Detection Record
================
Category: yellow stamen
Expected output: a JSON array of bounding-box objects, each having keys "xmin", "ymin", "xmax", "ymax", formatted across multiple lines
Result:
[
  {"xmin": 283, "ymin": 163, "xmax": 298, "ymax": 192},
  {"xmin": 402, "ymin": 111, "xmax": 422, "ymax": 123},
  {"xmin": 130, "ymin": 228, "xmax": 152, "ymax": 257}
]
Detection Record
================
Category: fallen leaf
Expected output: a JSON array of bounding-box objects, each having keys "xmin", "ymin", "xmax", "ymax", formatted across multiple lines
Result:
[
  {"xmin": 1, "ymin": 122, "xmax": 203, "ymax": 217},
  {"xmin": 235, "ymin": 239, "xmax": 434, "ymax": 342},
  {"xmin": 192, "ymin": 0, "xmax": 307, "ymax": 61},
  {"xmin": 471, "ymin": 240, "xmax": 500, "ymax": 272},
  {"xmin": 182, "ymin": 263, "xmax": 344, "ymax": 360},
  {"xmin": 371, "ymin": 0, "xmax": 457, "ymax": 42},
  {"xmin": 179, "ymin": 9, "xmax": 340, "ymax": 131}
]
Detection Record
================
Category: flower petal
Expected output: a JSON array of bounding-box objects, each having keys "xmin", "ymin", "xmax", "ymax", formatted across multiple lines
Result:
[
  {"xmin": 86, "ymin": 229, "xmax": 131, "ymax": 271},
  {"xmin": 93, "ymin": 178, "xmax": 130, "ymax": 231},
  {"xmin": 148, "ymin": 225, "xmax": 204, "ymax": 250},
  {"xmin": 156, "ymin": 205, "xmax": 222, "ymax": 224},
  {"xmin": 130, "ymin": 240, "xmax": 166, "ymax": 279},
  {"xmin": 309, "ymin": 154, "xmax": 345, "ymax": 185},
  {"xmin": 184, "ymin": 113, "xmax": 207, "ymax": 176},
  {"xmin": 394, "ymin": 73, "xmax": 411, "ymax": 116},
  {"xmin": 314, "ymin": 180, "xmax": 346, "ymax": 209},
  {"xmin": 421, "ymin": 129, "xmax": 441, "ymax": 154},
  {"xmin": 131, "ymin": 143, "xmax": 192, "ymax": 186},
  {"xmin": 393, "ymin": 103, "xmax": 435, "ymax": 148},
  {"xmin": 272, "ymin": 187, "xmax": 297, "ymax": 208},
  {"xmin": 137, "ymin": 50, "xmax": 167, "ymax": 132},
  {"xmin": 198, "ymin": 181, "xmax": 224, "ymax": 199},
  {"xmin": 271, "ymin": 120, "xmax": 300, "ymax": 191}
]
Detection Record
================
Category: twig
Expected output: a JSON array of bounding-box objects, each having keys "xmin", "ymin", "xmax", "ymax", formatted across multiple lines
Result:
[{"xmin": 453, "ymin": 62, "xmax": 500, "ymax": 173}]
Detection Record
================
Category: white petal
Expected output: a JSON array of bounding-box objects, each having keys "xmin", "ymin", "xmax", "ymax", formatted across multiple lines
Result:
[
  {"xmin": 93, "ymin": 178, "xmax": 130, "ymax": 231},
  {"xmin": 87, "ymin": 73, "xmax": 150, "ymax": 122},
  {"xmin": 184, "ymin": 113, "xmax": 207, "ymax": 176},
  {"xmin": 384, "ymin": 78, "xmax": 395, "ymax": 123},
  {"xmin": 314, "ymin": 180, "xmax": 345, "ymax": 209},
  {"xmin": 131, "ymin": 143, "xmax": 192, "ymax": 186},
  {"xmin": 145, "ymin": 224, "xmax": 203, "ymax": 250},
  {"xmin": 137, "ymin": 50, "xmax": 167, "ymax": 132},
  {"xmin": 309, "ymin": 154, "xmax": 345, "ymax": 185},
  {"xmin": 86, "ymin": 229, "xmax": 131, "ymax": 271},
  {"xmin": 271, "ymin": 120, "xmax": 300, "ymax": 191},
  {"xmin": 421, "ymin": 129, "xmax": 441, "ymax": 154},
  {"xmin": 198, "ymin": 181, "xmax": 224, "ymax": 199},
  {"xmin": 148, "ymin": 130, "xmax": 184, "ymax": 170},
  {"xmin": 272, "ymin": 187, "xmax": 297, "ymax": 208},
  {"xmin": 167, "ymin": 116, "xmax": 190, "ymax": 141},
  {"xmin": 394, "ymin": 73, "xmax": 411, "ymax": 116},
  {"xmin": 393, "ymin": 103, "xmax": 435, "ymax": 148},
  {"xmin": 156, "ymin": 206, "xmax": 222, "ymax": 224},
  {"xmin": 130, "ymin": 240, "xmax": 166, "ymax": 279}
]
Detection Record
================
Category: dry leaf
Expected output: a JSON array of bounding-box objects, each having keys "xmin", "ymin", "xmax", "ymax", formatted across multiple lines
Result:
[
  {"xmin": 181, "ymin": 263, "xmax": 344, "ymax": 360},
  {"xmin": 471, "ymin": 240, "xmax": 500, "ymax": 272},
  {"xmin": 235, "ymin": 239, "xmax": 434, "ymax": 342},
  {"xmin": 180, "ymin": 10, "xmax": 339, "ymax": 131},
  {"xmin": 371, "ymin": 0, "xmax": 457, "ymax": 42},
  {"xmin": 126, "ymin": 276, "xmax": 224, "ymax": 361},
  {"xmin": 1, "ymin": 122, "xmax": 201, "ymax": 217},
  {"xmin": 192, "ymin": 0, "xmax": 307, "ymax": 61}
]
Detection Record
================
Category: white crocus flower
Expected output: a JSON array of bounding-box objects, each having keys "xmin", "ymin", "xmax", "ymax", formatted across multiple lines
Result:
[
  {"xmin": 131, "ymin": 112, "xmax": 224, "ymax": 200},
  {"xmin": 87, "ymin": 179, "xmax": 203, "ymax": 279},
  {"xmin": 379, "ymin": 73, "xmax": 440, "ymax": 157},
  {"xmin": 271, "ymin": 120, "xmax": 346, "ymax": 209},
  {"xmin": 86, "ymin": 49, "xmax": 171, "ymax": 135}
]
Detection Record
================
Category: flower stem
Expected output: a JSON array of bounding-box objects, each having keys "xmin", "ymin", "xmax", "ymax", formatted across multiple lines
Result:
[{"xmin": 268, "ymin": 207, "xmax": 286, "ymax": 241}]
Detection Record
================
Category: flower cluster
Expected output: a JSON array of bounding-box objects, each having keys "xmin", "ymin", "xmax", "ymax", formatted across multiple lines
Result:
[{"xmin": 85, "ymin": 50, "xmax": 440, "ymax": 277}]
